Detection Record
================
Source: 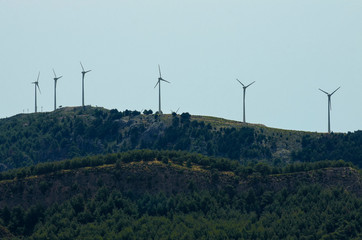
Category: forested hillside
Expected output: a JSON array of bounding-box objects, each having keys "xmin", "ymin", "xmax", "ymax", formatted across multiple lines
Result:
[
  {"xmin": 0, "ymin": 106, "xmax": 361, "ymax": 171},
  {"xmin": 0, "ymin": 150, "xmax": 361, "ymax": 239},
  {"xmin": 292, "ymin": 131, "xmax": 362, "ymax": 166}
]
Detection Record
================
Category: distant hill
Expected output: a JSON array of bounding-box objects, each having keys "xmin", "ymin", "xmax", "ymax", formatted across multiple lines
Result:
[
  {"xmin": 0, "ymin": 150, "xmax": 360, "ymax": 209},
  {"xmin": 0, "ymin": 106, "xmax": 361, "ymax": 171},
  {"xmin": 0, "ymin": 107, "xmax": 361, "ymax": 239},
  {"xmin": 0, "ymin": 150, "xmax": 360, "ymax": 239}
]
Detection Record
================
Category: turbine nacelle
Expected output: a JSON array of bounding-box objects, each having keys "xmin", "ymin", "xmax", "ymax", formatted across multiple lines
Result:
[
  {"xmin": 53, "ymin": 69, "xmax": 63, "ymax": 81},
  {"xmin": 236, "ymin": 79, "xmax": 255, "ymax": 89},
  {"xmin": 319, "ymin": 87, "xmax": 340, "ymax": 111},
  {"xmin": 80, "ymin": 62, "xmax": 91, "ymax": 75},
  {"xmin": 319, "ymin": 87, "xmax": 340, "ymax": 97},
  {"xmin": 32, "ymin": 72, "xmax": 41, "ymax": 94},
  {"xmin": 155, "ymin": 78, "xmax": 170, "ymax": 88},
  {"xmin": 155, "ymin": 65, "xmax": 170, "ymax": 88}
]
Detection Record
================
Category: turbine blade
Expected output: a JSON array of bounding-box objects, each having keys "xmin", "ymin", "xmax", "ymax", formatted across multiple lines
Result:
[
  {"xmin": 80, "ymin": 62, "xmax": 85, "ymax": 71},
  {"xmin": 319, "ymin": 88, "xmax": 329, "ymax": 95},
  {"xmin": 53, "ymin": 69, "xmax": 56, "ymax": 78},
  {"xmin": 85, "ymin": 70, "xmax": 92, "ymax": 73},
  {"xmin": 154, "ymin": 80, "xmax": 160, "ymax": 88},
  {"xmin": 37, "ymin": 71, "xmax": 40, "ymax": 82},
  {"xmin": 176, "ymin": 107, "xmax": 180, "ymax": 113},
  {"xmin": 246, "ymin": 81, "xmax": 256, "ymax": 88},
  {"xmin": 158, "ymin": 64, "xmax": 162, "ymax": 78},
  {"xmin": 236, "ymin": 79, "xmax": 245, "ymax": 87},
  {"xmin": 161, "ymin": 79, "xmax": 170, "ymax": 83},
  {"xmin": 58, "ymin": 76, "xmax": 63, "ymax": 80},
  {"xmin": 331, "ymin": 86, "xmax": 340, "ymax": 96},
  {"xmin": 37, "ymin": 84, "xmax": 41, "ymax": 94}
]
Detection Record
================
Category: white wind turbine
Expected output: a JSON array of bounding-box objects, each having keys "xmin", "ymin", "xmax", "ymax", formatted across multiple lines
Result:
[
  {"xmin": 319, "ymin": 87, "xmax": 340, "ymax": 133},
  {"xmin": 53, "ymin": 69, "xmax": 62, "ymax": 111},
  {"xmin": 236, "ymin": 79, "xmax": 255, "ymax": 123},
  {"xmin": 154, "ymin": 65, "xmax": 170, "ymax": 114},
  {"xmin": 32, "ymin": 72, "xmax": 41, "ymax": 113},
  {"xmin": 80, "ymin": 62, "xmax": 91, "ymax": 107}
]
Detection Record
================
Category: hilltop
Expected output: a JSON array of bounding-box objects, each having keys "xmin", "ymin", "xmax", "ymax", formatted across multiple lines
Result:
[
  {"xmin": 0, "ymin": 104, "xmax": 361, "ymax": 238},
  {"xmin": 0, "ymin": 106, "xmax": 361, "ymax": 171}
]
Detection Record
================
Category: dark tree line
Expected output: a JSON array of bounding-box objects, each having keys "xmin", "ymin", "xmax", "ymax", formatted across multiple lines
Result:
[
  {"xmin": 292, "ymin": 131, "xmax": 362, "ymax": 167},
  {"xmin": 0, "ymin": 149, "xmax": 354, "ymax": 184},
  {"xmin": 0, "ymin": 184, "xmax": 361, "ymax": 239}
]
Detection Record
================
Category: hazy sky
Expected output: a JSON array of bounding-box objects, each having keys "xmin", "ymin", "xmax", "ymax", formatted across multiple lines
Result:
[{"xmin": 1, "ymin": 1, "xmax": 361, "ymax": 133}]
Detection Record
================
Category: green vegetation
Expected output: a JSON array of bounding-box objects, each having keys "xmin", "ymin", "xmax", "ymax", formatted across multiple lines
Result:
[
  {"xmin": 0, "ymin": 107, "xmax": 362, "ymax": 171},
  {"xmin": 0, "ymin": 106, "xmax": 361, "ymax": 171},
  {"xmin": 0, "ymin": 150, "xmax": 355, "ymax": 182},
  {"xmin": 1, "ymin": 184, "xmax": 361, "ymax": 239},
  {"xmin": 0, "ymin": 107, "xmax": 273, "ymax": 170},
  {"xmin": 0, "ymin": 106, "xmax": 361, "ymax": 239},
  {"xmin": 0, "ymin": 150, "xmax": 360, "ymax": 239},
  {"xmin": 293, "ymin": 131, "xmax": 362, "ymax": 167}
]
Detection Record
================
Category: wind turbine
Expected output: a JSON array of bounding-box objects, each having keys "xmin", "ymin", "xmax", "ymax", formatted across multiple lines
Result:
[
  {"xmin": 154, "ymin": 65, "xmax": 170, "ymax": 114},
  {"xmin": 171, "ymin": 107, "xmax": 180, "ymax": 114},
  {"xmin": 80, "ymin": 62, "xmax": 91, "ymax": 107},
  {"xmin": 53, "ymin": 69, "xmax": 62, "ymax": 111},
  {"xmin": 32, "ymin": 72, "xmax": 41, "ymax": 113},
  {"xmin": 319, "ymin": 87, "xmax": 340, "ymax": 133},
  {"xmin": 236, "ymin": 79, "xmax": 255, "ymax": 123}
]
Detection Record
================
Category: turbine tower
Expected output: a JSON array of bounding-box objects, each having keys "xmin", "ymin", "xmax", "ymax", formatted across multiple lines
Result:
[
  {"xmin": 32, "ymin": 72, "xmax": 41, "ymax": 113},
  {"xmin": 319, "ymin": 87, "xmax": 340, "ymax": 133},
  {"xmin": 154, "ymin": 65, "xmax": 170, "ymax": 114},
  {"xmin": 53, "ymin": 69, "xmax": 63, "ymax": 111},
  {"xmin": 80, "ymin": 62, "xmax": 91, "ymax": 107},
  {"xmin": 236, "ymin": 79, "xmax": 255, "ymax": 123}
]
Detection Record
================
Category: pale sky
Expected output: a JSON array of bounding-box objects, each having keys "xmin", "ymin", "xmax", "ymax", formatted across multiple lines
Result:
[{"xmin": 1, "ymin": 0, "xmax": 361, "ymax": 133}]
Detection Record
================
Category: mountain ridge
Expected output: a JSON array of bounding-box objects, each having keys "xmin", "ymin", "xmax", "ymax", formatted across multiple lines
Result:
[{"xmin": 1, "ymin": 106, "xmax": 361, "ymax": 171}]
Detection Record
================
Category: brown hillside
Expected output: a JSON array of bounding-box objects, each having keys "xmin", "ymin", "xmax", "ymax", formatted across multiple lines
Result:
[{"xmin": 0, "ymin": 161, "xmax": 360, "ymax": 209}]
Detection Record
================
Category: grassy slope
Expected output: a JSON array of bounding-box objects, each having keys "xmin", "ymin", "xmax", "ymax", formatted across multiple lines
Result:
[{"xmin": 191, "ymin": 114, "xmax": 322, "ymax": 161}]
